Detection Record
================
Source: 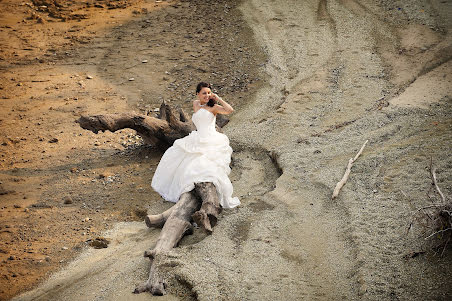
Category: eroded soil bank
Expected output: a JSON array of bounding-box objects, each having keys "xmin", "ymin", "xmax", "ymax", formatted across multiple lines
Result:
[{"xmin": 1, "ymin": 0, "xmax": 451, "ymax": 300}]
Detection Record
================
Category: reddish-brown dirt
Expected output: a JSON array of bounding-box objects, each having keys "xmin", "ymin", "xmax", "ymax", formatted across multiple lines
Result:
[{"xmin": 0, "ymin": 0, "xmax": 265, "ymax": 299}]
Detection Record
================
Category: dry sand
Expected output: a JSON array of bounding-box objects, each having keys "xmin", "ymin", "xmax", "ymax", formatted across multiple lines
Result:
[{"xmin": 1, "ymin": 0, "xmax": 451, "ymax": 300}]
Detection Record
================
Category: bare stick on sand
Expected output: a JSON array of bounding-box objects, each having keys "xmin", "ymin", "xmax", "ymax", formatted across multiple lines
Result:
[
  {"xmin": 430, "ymin": 157, "xmax": 446, "ymax": 203},
  {"xmin": 331, "ymin": 140, "xmax": 369, "ymax": 200}
]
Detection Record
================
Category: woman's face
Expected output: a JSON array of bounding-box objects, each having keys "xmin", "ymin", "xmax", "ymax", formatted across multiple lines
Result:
[{"xmin": 197, "ymin": 87, "xmax": 212, "ymax": 104}]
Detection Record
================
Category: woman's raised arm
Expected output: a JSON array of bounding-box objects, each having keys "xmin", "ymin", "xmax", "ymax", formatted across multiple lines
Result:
[{"xmin": 212, "ymin": 94, "xmax": 234, "ymax": 115}]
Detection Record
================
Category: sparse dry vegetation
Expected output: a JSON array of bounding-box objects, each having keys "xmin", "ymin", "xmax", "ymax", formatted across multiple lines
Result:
[{"xmin": 409, "ymin": 159, "xmax": 451, "ymax": 255}]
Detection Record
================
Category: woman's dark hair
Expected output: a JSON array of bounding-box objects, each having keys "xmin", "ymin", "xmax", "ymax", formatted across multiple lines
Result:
[
  {"xmin": 196, "ymin": 82, "xmax": 216, "ymax": 107},
  {"xmin": 196, "ymin": 82, "xmax": 211, "ymax": 94},
  {"xmin": 207, "ymin": 99, "xmax": 215, "ymax": 107}
]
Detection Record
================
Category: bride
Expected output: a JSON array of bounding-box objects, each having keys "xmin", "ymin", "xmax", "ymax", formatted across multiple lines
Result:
[{"xmin": 151, "ymin": 82, "xmax": 240, "ymax": 209}]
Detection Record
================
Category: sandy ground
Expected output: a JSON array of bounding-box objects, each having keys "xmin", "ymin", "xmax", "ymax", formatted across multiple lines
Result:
[{"xmin": 1, "ymin": 0, "xmax": 451, "ymax": 300}]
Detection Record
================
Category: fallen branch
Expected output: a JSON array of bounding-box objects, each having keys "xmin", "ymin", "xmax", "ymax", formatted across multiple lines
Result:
[
  {"xmin": 145, "ymin": 206, "xmax": 175, "ymax": 228},
  {"xmin": 430, "ymin": 157, "xmax": 446, "ymax": 203},
  {"xmin": 77, "ymin": 101, "xmax": 228, "ymax": 150},
  {"xmin": 331, "ymin": 140, "xmax": 368, "ymax": 200},
  {"xmin": 135, "ymin": 182, "xmax": 222, "ymax": 295},
  {"xmin": 134, "ymin": 191, "xmax": 200, "ymax": 295},
  {"xmin": 192, "ymin": 182, "xmax": 222, "ymax": 233},
  {"xmin": 77, "ymin": 101, "xmax": 195, "ymax": 150},
  {"xmin": 425, "ymin": 227, "xmax": 452, "ymax": 240},
  {"xmin": 408, "ymin": 159, "xmax": 451, "ymax": 256}
]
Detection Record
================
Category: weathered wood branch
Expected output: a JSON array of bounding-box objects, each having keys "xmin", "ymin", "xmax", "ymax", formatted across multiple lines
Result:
[
  {"xmin": 76, "ymin": 101, "xmax": 228, "ymax": 150},
  {"xmin": 145, "ymin": 206, "xmax": 176, "ymax": 228},
  {"xmin": 409, "ymin": 161, "xmax": 451, "ymax": 256},
  {"xmin": 193, "ymin": 182, "xmax": 222, "ymax": 233},
  {"xmin": 76, "ymin": 102, "xmax": 195, "ymax": 149},
  {"xmin": 145, "ymin": 183, "xmax": 221, "ymax": 231},
  {"xmin": 136, "ymin": 182, "xmax": 223, "ymax": 295},
  {"xmin": 430, "ymin": 157, "xmax": 446, "ymax": 203},
  {"xmin": 134, "ymin": 191, "xmax": 200, "ymax": 295},
  {"xmin": 331, "ymin": 140, "xmax": 368, "ymax": 200}
]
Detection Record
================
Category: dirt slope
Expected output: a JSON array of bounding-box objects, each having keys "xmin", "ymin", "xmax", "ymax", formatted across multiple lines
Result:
[{"xmin": 1, "ymin": 0, "xmax": 263, "ymax": 299}]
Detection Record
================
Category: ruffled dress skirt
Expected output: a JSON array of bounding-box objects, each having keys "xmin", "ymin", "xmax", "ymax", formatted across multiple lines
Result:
[{"xmin": 151, "ymin": 108, "xmax": 240, "ymax": 208}]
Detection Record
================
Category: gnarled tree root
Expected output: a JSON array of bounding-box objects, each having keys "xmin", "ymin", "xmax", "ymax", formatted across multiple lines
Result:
[
  {"xmin": 192, "ymin": 182, "xmax": 222, "ymax": 233},
  {"xmin": 145, "ymin": 183, "xmax": 222, "ymax": 231},
  {"xmin": 134, "ymin": 191, "xmax": 199, "ymax": 295},
  {"xmin": 145, "ymin": 206, "xmax": 175, "ymax": 228},
  {"xmin": 76, "ymin": 101, "xmax": 228, "ymax": 150},
  {"xmin": 77, "ymin": 102, "xmax": 195, "ymax": 149},
  {"xmin": 136, "ymin": 182, "xmax": 222, "ymax": 295}
]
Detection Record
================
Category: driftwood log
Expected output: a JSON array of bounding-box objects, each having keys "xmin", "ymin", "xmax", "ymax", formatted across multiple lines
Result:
[
  {"xmin": 136, "ymin": 182, "xmax": 221, "ymax": 295},
  {"xmin": 77, "ymin": 102, "xmax": 226, "ymax": 295},
  {"xmin": 77, "ymin": 102, "xmax": 195, "ymax": 149},
  {"xmin": 77, "ymin": 101, "xmax": 229, "ymax": 149}
]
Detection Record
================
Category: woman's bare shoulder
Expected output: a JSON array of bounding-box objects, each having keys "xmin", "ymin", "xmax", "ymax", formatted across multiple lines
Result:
[{"xmin": 192, "ymin": 99, "xmax": 200, "ymax": 112}]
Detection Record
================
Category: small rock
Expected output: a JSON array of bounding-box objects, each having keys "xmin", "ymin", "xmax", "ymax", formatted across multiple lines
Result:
[
  {"xmin": 13, "ymin": 204, "xmax": 21, "ymax": 208},
  {"xmin": 70, "ymin": 167, "xmax": 78, "ymax": 173},
  {"xmin": 98, "ymin": 172, "xmax": 113, "ymax": 179},
  {"xmin": 87, "ymin": 237, "xmax": 110, "ymax": 249},
  {"xmin": 24, "ymin": 208, "xmax": 29, "ymax": 213},
  {"xmin": 61, "ymin": 246, "xmax": 68, "ymax": 250},
  {"xmin": 84, "ymin": 217, "xmax": 90, "ymax": 222},
  {"xmin": 63, "ymin": 196, "xmax": 73, "ymax": 204},
  {"xmin": 128, "ymin": 77, "xmax": 135, "ymax": 81},
  {"xmin": 86, "ymin": 75, "xmax": 93, "ymax": 79},
  {"xmin": 8, "ymin": 255, "xmax": 15, "ymax": 260},
  {"xmin": 48, "ymin": 138, "xmax": 58, "ymax": 143},
  {"xmin": 45, "ymin": 256, "xmax": 51, "ymax": 262},
  {"xmin": 141, "ymin": 60, "xmax": 148, "ymax": 63}
]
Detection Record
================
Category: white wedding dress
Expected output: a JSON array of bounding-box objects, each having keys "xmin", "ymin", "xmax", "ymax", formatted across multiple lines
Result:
[{"xmin": 151, "ymin": 107, "xmax": 240, "ymax": 208}]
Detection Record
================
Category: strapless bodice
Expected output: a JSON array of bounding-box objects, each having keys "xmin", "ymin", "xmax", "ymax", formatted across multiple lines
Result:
[{"xmin": 192, "ymin": 108, "xmax": 216, "ymax": 136}]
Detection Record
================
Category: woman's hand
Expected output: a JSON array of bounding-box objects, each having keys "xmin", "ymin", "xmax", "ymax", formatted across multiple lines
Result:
[
  {"xmin": 211, "ymin": 93, "xmax": 220, "ymax": 102},
  {"xmin": 212, "ymin": 94, "xmax": 234, "ymax": 115}
]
